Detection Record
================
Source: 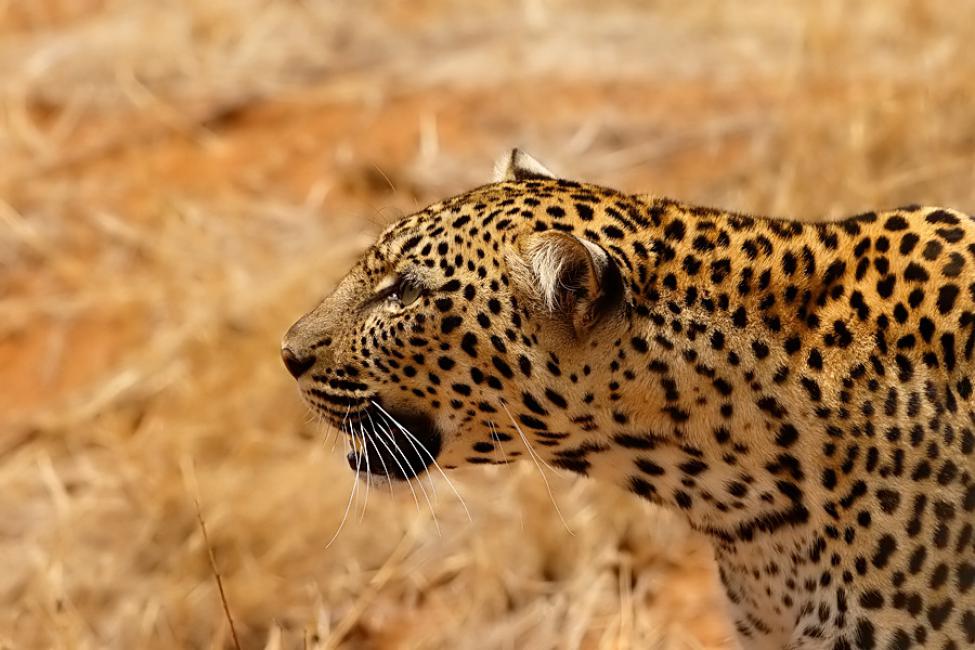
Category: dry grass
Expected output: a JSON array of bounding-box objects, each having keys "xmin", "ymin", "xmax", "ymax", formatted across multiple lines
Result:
[{"xmin": 1, "ymin": 1, "xmax": 974, "ymax": 648}]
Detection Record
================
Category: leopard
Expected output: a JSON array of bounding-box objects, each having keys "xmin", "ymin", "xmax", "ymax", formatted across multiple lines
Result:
[{"xmin": 282, "ymin": 149, "xmax": 975, "ymax": 649}]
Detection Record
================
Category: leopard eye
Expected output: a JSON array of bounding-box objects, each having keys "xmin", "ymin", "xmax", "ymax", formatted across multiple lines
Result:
[
  {"xmin": 399, "ymin": 279, "xmax": 423, "ymax": 306},
  {"xmin": 387, "ymin": 276, "xmax": 423, "ymax": 307}
]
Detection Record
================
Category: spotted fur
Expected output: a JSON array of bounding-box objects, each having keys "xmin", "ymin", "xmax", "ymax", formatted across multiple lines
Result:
[{"xmin": 284, "ymin": 150, "xmax": 975, "ymax": 649}]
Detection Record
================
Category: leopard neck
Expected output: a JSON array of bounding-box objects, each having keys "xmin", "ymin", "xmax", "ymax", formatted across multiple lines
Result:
[{"xmin": 557, "ymin": 198, "xmax": 860, "ymax": 543}]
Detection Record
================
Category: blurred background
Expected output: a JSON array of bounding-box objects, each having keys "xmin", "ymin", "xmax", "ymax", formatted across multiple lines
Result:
[{"xmin": 1, "ymin": 1, "xmax": 974, "ymax": 648}]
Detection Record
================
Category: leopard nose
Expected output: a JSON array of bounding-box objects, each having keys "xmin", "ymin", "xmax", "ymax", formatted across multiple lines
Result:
[{"xmin": 281, "ymin": 347, "xmax": 315, "ymax": 379}]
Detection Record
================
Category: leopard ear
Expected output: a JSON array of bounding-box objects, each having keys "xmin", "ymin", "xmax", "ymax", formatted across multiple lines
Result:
[
  {"xmin": 493, "ymin": 149, "xmax": 555, "ymax": 182},
  {"xmin": 515, "ymin": 231, "xmax": 623, "ymax": 336}
]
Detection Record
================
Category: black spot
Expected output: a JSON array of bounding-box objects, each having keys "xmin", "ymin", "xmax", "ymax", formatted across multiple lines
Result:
[
  {"xmin": 858, "ymin": 590, "xmax": 884, "ymax": 609},
  {"xmin": 884, "ymin": 215, "xmax": 909, "ymax": 231},
  {"xmin": 706, "ymin": 377, "xmax": 732, "ymax": 398},
  {"xmin": 807, "ymin": 349, "xmax": 823, "ymax": 370},
  {"xmin": 518, "ymin": 414, "xmax": 547, "ymax": 430},
  {"xmin": 899, "ymin": 232, "xmax": 920, "ymax": 254},
  {"xmin": 552, "ymin": 456, "xmax": 589, "ymax": 474},
  {"xmin": 877, "ymin": 275, "xmax": 896, "ymax": 299},
  {"xmin": 962, "ymin": 610, "xmax": 975, "ymax": 644},
  {"xmin": 629, "ymin": 476, "xmax": 656, "ymax": 500},
  {"xmin": 936, "ymin": 227, "xmax": 964, "ymax": 243},
  {"xmin": 776, "ymin": 423, "xmax": 799, "ymax": 447},
  {"xmin": 926, "ymin": 599, "xmax": 953, "ymax": 630},
  {"xmin": 732, "ymin": 307, "xmax": 748, "ymax": 328},
  {"xmin": 752, "ymin": 340, "xmax": 770, "ymax": 359},
  {"xmin": 664, "ymin": 219, "xmax": 686, "ymax": 241},
  {"xmin": 757, "ymin": 396, "xmax": 787, "ymax": 418},
  {"xmin": 801, "ymin": 377, "xmax": 822, "ymax": 401},
  {"xmin": 673, "ymin": 490, "xmax": 693, "ymax": 509},
  {"xmin": 943, "ymin": 252, "xmax": 965, "ymax": 277},
  {"xmin": 785, "ymin": 337, "xmax": 802, "ymax": 354},
  {"xmin": 876, "ymin": 489, "xmax": 900, "ymax": 514},
  {"xmin": 492, "ymin": 356, "xmax": 513, "ymax": 379},
  {"xmin": 437, "ymin": 356, "xmax": 455, "ymax": 371},
  {"xmin": 636, "ymin": 458, "xmax": 666, "ymax": 476},
  {"xmin": 941, "ymin": 333, "xmax": 957, "ymax": 372},
  {"xmin": 871, "ymin": 534, "xmax": 897, "ymax": 569},
  {"xmin": 461, "ymin": 333, "xmax": 478, "ymax": 357},
  {"xmin": 440, "ymin": 316, "xmax": 463, "ymax": 334},
  {"xmin": 926, "ymin": 209, "xmax": 960, "ymax": 225},
  {"xmin": 903, "ymin": 262, "xmax": 929, "ymax": 282},
  {"xmin": 613, "ymin": 433, "xmax": 657, "ymax": 450},
  {"xmin": 544, "ymin": 388, "xmax": 568, "ymax": 409},
  {"xmin": 922, "ymin": 240, "xmax": 943, "ymax": 260},
  {"xmin": 711, "ymin": 330, "xmax": 725, "ymax": 350},
  {"xmin": 937, "ymin": 284, "xmax": 960, "ymax": 314},
  {"xmin": 575, "ymin": 203, "xmax": 594, "ymax": 221},
  {"xmin": 782, "ymin": 251, "xmax": 798, "ymax": 275},
  {"xmin": 522, "ymin": 392, "xmax": 548, "ymax": 416},
  {"xmin": 887, "ymin": 629, "xmax": 911, "ymax": 650},
  {"xmin": 678, "ymin": 459, "xmax": 708, "ymax": 476},
  {"xmin": 855, "ymin": 619, "xmax": 875, "ymax": 649}
]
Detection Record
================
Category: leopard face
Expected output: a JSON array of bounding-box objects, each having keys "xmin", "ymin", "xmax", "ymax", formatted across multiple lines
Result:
[{"xmin": 282, "ymin": 152, "xmax": 630, "ymax": 479}]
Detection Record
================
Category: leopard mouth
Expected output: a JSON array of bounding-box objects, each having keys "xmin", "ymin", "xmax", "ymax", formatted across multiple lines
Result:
[
  {"xmin": 344, "ymin": 405, "xmax": 443, "ymax": 480},
  {"xmin": 303, "ymin": 389, "xmax": 442, "ymax": 480}
]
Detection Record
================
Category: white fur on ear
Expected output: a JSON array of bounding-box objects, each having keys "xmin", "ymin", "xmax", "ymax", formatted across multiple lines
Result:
[
  {"xmin": 508, "ymin": 231, "xmax": 621, "ymax": 337},
  {"xmin": 492, "ymin": 148, "xmax": 555, "ymax": 182},
  {"xmin": 528, "ymin": 235, "xmax": 608, "ymax": 311}
]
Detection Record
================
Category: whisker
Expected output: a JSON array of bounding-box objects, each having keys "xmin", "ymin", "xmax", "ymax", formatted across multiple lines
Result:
[
  {"xmin": 488, "ymin": 420, "xmax": 525, "ymax": 532},
  {"xmin": 379, "ymin": 416, "xmax": 442, "ymax": 535},
  {"xmin": 358, "ymin": 422, "xmax": 372, "ymax": 521},
  {"xmin": 499, "ymin": 400, "xmax": 573, "ymax": 535},
  {"xmin": 364, "ymin": 412, "xmax": 395, "ymax": 498},
  {"xmin": 315, "ymin": 411, "xmax": 340, "ymax": 452},
  {"xmin": 372, "ymin": 407, "xmax": 440, "ymax": 498},
  {"xmin": 371, "ymin": 401, "xmax": 472, "ymax": 522},
  {"xmin": 372, "ymin": 416, "xmax": 441, "ymax": 536},
  {"xmin": 349, "ymin": 425, "xmax": 364, "ymax": 523},
  {"xmin": 324, "ymin": 424, "xmax": 359, "ymax": 549},
  {"xmin": 488, "ymin": 420, "xmax": 511, "ymax": 466}
]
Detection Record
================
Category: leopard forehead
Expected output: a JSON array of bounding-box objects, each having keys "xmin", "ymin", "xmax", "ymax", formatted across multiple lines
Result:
[
  {"xmin": 371, "ymin": 177, "xmax": 631, "ymax": 258},
  {"xmin": 286, "ymin": 160, "xmax": 975, "ymax": 650}
]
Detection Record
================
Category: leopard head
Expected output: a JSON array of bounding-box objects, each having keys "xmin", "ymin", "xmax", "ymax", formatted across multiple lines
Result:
[{"xmin": 283, "ymin": 150, "xmax": 628, "ymax": 480}]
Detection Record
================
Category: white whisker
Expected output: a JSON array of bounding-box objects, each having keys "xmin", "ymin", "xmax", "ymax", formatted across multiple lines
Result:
[
  {"xmin": 499, "ymin": 400, "xmax": 573, "ymax": 535},
  {"xmin": 358, "ymin": 422, "xmax": 372, "ymax": 521},
  {"xmin": 364, "ymin": 412, "xmax": 395, "ymax": 498},
  {"xmin": 371, "ymin": 401, "xmax": 472, "ymax": 522},
  {"xmin": 488, "ymin": 420, "xmax": 525, "ymax": 532},
  {"xmin": 372, "ymin": 417, "xmax": 441, "ymax": 536},
  {"xmin": 324, "ymin": 424, "xmax": 359, "ymax": 549},
  {"xmin": 374, "ymin": 414, "xmax": 442, "ymax": 529},
  {"xmin": 488, "ymin": 420, "xmax": 511, "ymax": 466},
  {"xmin": 372, "ymin": 406, "xmax": 440, "ymax": 498}
]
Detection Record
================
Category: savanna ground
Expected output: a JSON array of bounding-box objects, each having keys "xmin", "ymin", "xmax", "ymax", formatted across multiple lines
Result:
[{"xmin": 1, "ymin": 1, "xmax": 974, "ymax": 648}]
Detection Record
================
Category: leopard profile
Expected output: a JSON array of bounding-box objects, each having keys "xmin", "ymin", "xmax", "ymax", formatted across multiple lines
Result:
[{"xmin": 283, "ymin": 150, "xmax": 975, "ymax": 649}]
